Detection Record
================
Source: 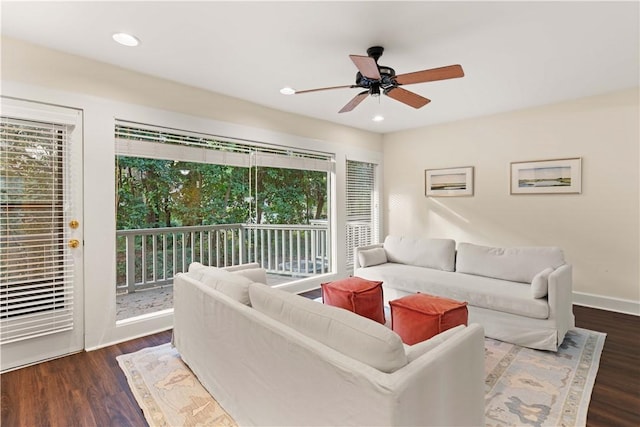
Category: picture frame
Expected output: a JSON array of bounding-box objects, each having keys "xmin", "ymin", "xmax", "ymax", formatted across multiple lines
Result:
[
  {"xmin": 425, "ymin": 166, "xmax": 474, "ymax": 197},
  {"xmin": 510, "ymin": 157, "xmax": 582, "ymax": 194}
]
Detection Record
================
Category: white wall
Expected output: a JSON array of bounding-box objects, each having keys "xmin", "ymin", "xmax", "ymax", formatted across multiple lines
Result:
[
  {"xmin": 383, "ymin": 88, "xmax": 639, "ymax": 314},
  {"xmin": 1, "ymin": 37, "xmax": 383, "ymax": 349}
]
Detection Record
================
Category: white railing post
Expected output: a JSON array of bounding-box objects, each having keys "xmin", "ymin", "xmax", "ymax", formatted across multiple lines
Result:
[
  {"xmin": 263, "ymin": 230, "xmax": 273, "ymax": 270},
  {"xmin": 152, "ymin": 234, "xmax": 158, "ymax": 283},
  {"xmin": 126, "ymin": 234, "xmax": 137, "ymax": 294},
  {"xmin": 238, "ymin": 226, "xmax": 245, "ymax": 265},
  {"xmin": 162, "ymin": 234, "xmax": 167, "ymax": 282}
]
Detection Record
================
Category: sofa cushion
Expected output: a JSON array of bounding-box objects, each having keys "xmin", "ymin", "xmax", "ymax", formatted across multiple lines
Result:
[
  {"xmin": 455, "ymin": 242, "xmax": 564, "ymax": 283},
  {"xmin": 187, "ymin": 263, "xmax": 253, "ymax": 305},
  {"xmin": 358, "ymin": 247, "xmax": 388, "ymax": 267},
  {"xmin": 531, "ymin": 267, "xmax": 554, "ymax": 299},
  {"xmin": 383, "ymin": 236, "xmax": 456, "ymax": 272},
  {"xmin": 249, "ymin": 283, "xmax": 407, "ymax": 373},
  {"xmin": 356, "ymin": 263, "xmax": 550, "ymax": 319},
  {"xmin": 187, "ymin": 262, "xmax": 211, "ymax": 281}
]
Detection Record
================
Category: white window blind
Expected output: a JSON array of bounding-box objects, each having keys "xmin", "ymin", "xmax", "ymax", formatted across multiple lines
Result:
[
  {"xmin": 0, "ymin": 117, "xmax": 75, "ymax": 344},
  {"xmin": 115, "ymin": 122, "xmax": 334, "ymax": 172},
  {"xmin": 345, "ymin": 160, "xmax": 378, "ymax": 270}
]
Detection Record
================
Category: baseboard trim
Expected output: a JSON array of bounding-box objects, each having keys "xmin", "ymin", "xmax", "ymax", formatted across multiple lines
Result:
[{"xmin": 573, "ymin": 291, "xmax": 639, "ymax": 316}]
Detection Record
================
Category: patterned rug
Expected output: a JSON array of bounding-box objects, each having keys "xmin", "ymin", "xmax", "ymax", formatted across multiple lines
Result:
[{"xmin": 117, "ymin": 328, "xmax": 605, "ymax": 427}]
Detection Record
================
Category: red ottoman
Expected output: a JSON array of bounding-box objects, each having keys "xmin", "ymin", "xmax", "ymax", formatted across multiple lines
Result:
[
  {"xmin": 390, "ymin": 293, "xmax": 468, "ymax": 345},
  {"xmin": 321, "ymin": 277, "xmax": 385, "ymax": 324}
]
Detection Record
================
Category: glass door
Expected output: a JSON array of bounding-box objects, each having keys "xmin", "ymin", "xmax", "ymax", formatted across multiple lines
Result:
[{"xmin": 0, "ymin": 98, "xmax": 83, "ymax": 372}]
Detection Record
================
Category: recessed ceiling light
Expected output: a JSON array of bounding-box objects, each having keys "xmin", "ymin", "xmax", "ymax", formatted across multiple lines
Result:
[
  {"xmin": 280, "ymin": 87, "xmax": 296, "ymax": 95},
  {"xmin": 372, "ymin": 115, "xmax": 385, "ymax": 122},
  {"xmin": 112, "ymin": 32, "xmax": 140, "ymax": 47}
]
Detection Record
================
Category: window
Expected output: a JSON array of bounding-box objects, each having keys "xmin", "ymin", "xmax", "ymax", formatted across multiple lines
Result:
[
  {"xmin": 345, "ymin": 160, "xmax": 379, "ymax": 271},
  {"xmin": 115, "ymin": 122, "xmax": 334, "ymax": 320}
]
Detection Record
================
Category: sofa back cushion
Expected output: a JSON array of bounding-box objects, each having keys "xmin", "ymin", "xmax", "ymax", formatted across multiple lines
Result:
[
  {"xmin": 455, "ymin": 243, "xmax": 565, "ymax": 283},
  {"xmin": 249, "ymin": 283, "xmax": 407, "ymax": 373},
  {"xmin": 383, "ymin": 236, "xmax": 456, "ymax": 272},
  {"xmin": 187, "ymin": 263, "xmax": 256, "ymax": 305},
  {"xmin": 228, "ymin": 267, "xmax": 267, "ymax": 284}
]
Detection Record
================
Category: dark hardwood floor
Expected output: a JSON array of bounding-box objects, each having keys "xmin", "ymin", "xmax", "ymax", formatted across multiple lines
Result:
[
  {"xmin": 1, "ymin": 330, "xmax": 173, "ymax": 427},
  {"xmin": 572, "ymin": 305, "xmax": 640, "ymax": 427},
  {"xmin": 1, "ymin": 305, "xmax": 638, "ymax": 427}
]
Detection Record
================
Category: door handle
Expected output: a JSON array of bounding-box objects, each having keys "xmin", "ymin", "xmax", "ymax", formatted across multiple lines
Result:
[
  {"xmin": 69, "ymin": 239, "xmax": 80, "ymax": 249},
  {"xmin": 69, "ymin": 219, "xmax": 80, "ymax": 229}
]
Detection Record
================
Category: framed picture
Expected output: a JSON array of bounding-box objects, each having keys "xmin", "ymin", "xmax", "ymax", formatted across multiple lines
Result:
[
  {"xmin": 425, "ymin": 166, "xmax": 474, "ymax": 197},
  {"xmin": 510, "ymin": 157, "xmax": 582, "ymax": 194}
]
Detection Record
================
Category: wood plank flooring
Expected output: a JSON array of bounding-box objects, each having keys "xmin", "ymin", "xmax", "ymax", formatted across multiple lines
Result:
[
  {"xmin": 1, "ymin": 330, "xmax": 172, "ymax": 427},
  {"xmin": 1, "ymin": 305, "xmax": 638, "ymax": 427},
  {"xmin": 572, "ymin": 305, "xmax": 640, "ymax": 427}
]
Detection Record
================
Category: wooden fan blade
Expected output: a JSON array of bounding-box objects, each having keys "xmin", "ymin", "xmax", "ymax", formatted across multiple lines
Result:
[
  {"xmin": 339, "ymin": 90, "xmax": 369, "ymax": 113},
  {"xmin": 395, "ymin": 64, "xmax": 464, "ymax": 85},
  {"xmin": 295, "ymin": 85, "xmax": 354, "ymax": 95},
  {"xmin": 349, "ymin": 55, "xmax": 381, "ymax": 80},
  {"xmin": 385, "ymin": 87, "xmax": 431, "ymax": 109}
]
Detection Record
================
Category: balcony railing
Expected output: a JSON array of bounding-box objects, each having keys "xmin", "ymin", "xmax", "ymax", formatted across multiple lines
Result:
[{"xmin": 116, "ymin": 223, "xmax": 330, "ymax": 294}]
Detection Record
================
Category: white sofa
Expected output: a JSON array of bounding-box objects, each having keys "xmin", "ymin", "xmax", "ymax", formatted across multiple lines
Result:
[
  {"xmin": 173, "ymin": 262, "xmax": 485, "ymax": 427},
  {"xmin": 354, "ymin": 236, "xmax": 575, "ymax": 351}
]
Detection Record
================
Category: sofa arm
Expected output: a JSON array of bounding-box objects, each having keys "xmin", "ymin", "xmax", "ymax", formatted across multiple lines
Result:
[
  {"xmin": 547, "ymin": 264, "xmax": 575, "ymax": 341},
  {"xmin": 353, "ymin": 243, "xmax": 384, "ymax": 271},
  {"xmin": 393, "ymin": 323, "xmax": 486, "ymax": 426}
]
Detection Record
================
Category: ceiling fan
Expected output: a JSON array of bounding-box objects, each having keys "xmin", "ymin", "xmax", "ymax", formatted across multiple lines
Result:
[{"xmin": 295, "ymin": 46, "xmax": 464, "ymax": 113}]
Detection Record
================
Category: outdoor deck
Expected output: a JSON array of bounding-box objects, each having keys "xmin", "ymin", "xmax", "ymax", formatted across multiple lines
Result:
[
  {"xmin": 115, "ymin": 222, "xmax": 369, "ymax": 320},
  {"xmin": 116, "ymin": 273, "xmax": 297, "ymax": 320}
]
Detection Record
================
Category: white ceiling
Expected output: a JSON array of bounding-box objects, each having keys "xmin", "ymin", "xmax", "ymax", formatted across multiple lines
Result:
[{"xmin": 2, "ymin": 1, "xmax": 638, "ymax": 133}]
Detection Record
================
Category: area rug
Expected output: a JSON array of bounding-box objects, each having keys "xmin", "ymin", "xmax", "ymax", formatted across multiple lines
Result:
[
  {"xmin": 117, "ymin": 328, "xmax": 605, "ymax": 427},
  {"xmin": 484, "ymin": 328, "xmax": 605, "ymax": 426}
]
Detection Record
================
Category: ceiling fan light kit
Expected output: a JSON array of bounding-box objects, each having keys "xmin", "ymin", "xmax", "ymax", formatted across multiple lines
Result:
[{"xmin": 295, "ymin": 46, "xmax": 464, "ymax": 113}]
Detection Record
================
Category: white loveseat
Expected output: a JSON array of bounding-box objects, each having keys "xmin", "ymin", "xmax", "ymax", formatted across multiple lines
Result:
[
  {"xmin": 354, "ymin": 236, "xmax": 575, "ymax": 351},
  {"xmin": 173, "ymin": 262, "xmax": 485, "ymax": 427}
]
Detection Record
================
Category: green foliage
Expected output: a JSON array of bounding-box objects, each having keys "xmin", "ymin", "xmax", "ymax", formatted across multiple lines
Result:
[{"xmin": 115, "ymin": 157, "xmax": 328, "ymax": 229}]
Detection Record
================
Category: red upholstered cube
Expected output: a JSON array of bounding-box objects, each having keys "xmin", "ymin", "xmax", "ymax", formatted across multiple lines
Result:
[
  {"xmin": 321, "ymin": 277, "xmax": 385, "ymax": 324},
  {"xmin": 390, "ymin": 293, "xmax": 468, "ymax": 345}
]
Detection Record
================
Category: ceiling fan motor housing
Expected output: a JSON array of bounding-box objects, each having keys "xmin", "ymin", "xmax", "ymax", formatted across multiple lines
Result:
[
  {"xmin": 356, "ymin": 45, "xmax": 397, "ymax": 96},
  {"xmin": 356, "ymin": 66, "xmax": 397, "ymax": 91}
]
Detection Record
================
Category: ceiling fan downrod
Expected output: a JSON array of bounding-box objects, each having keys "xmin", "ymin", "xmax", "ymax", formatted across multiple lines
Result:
[{"xmin": 366, "ymin": 46, "xmax": 385, "ymax": 63}]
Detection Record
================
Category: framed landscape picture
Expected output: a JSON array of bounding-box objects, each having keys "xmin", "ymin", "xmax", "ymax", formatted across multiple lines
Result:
[
  {"xmin": 510, "ymin": 157, "xmax": 582, "ymax": 194},
  {"xmin": 425, "ymin": 166, "xmax": 474, "ymax": 197}
]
